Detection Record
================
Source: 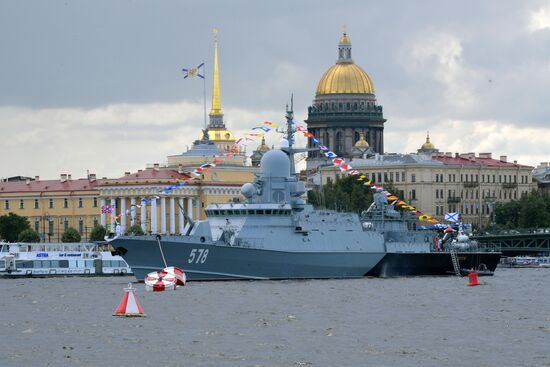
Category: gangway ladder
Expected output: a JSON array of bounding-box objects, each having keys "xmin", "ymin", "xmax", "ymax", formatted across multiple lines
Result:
[{"xmin": 449, "ymin": 248, "xmax": 461, "ymax": 277}]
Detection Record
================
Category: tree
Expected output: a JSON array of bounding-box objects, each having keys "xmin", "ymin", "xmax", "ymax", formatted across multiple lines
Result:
[
  {"xmin": 125, "ymin": 224, "xmax": 144, "ymax": 236},
  {"xmin": 17, "ymin": 228, "xmax": 41, "ymax": 243},
  {"xmin": 494, "ymin": 201, "xmax": 521, "ymax": 229},
  {"xmin": 307, "ymin": 175, "xmax": 373, "ymax": 213},
  {"xmin": 518, "ymin": 191, "xmax": 550, "ymax": 228},
  {"xmin": 493, "ymin": 190, "xmax": 550, "ymax": 229},
  {"xmin": 89, "ymin": 225, "xmax": 107, "ymax": 241},
  {"xmin": 0, "ymin": 213, "xmax": 31, "ymax": 242},
  {"xmin": 61, "ymin": 227, "xmax": 81, "ymax": 243}
]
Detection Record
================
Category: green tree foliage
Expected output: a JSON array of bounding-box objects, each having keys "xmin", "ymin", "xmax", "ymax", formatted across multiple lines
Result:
[
  {"xmin": 89, "ymin": 225, "xmax": 107, "ymax": 241},
  {"xmin": 61, "ymin": 227, "xmax": 81, "ymax": 243},
  {"xmin": 125, "ymin": 224, "xmax": 144, "ymax": 236},
  {"xmin": 0, "ymin": 213, "xmax": 31, "ymax": 242},
  {"xmin": 307, "ymin": 175, "xmax": 373, "ymax": 213},
  {"xmin": 17, "ymin": 228, "xmax": 41, "ymax": 243},
  {"xmin": 494, "ymin": 190, "xmax": 550, "ymax": 229}
]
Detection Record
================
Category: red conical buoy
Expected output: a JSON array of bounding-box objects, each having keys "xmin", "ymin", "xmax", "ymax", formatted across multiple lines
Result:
[
  {"xmin": 113, "ymin": 283, "xmax": 146, "ymax": 317},
  {"xmin": 467, "ymin": 270, "xmax": 479, "ymax": 286}
]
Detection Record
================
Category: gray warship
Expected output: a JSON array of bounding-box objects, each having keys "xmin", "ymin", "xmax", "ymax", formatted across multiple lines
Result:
[
  {"xmin": 109, "ymin": 107, "xmax": 387, "ymax": 281},
  {"xmin": 362, "ymin": 191, "xmax": 501, "ymax": 277}
]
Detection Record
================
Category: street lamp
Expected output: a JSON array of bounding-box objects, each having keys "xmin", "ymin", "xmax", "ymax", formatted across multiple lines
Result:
[{"xmin": 42, "ymin": 212, "xmax": 50, "ymax": 243}]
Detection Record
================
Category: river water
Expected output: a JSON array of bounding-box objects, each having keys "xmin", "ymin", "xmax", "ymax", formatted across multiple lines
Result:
[{"xmin": 1, "ymin": 268, "xmax": 549, "ymax": 367}]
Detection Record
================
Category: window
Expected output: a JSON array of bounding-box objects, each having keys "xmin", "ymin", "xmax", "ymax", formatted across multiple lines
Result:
[
  {"xmin": 436, "ymin": 190, "xmax": 439, "ymax": 199},
  {"xmin": 19, "ymin": 200, "xmax": 24, "ymax": 209},
  {"xmin": 411, "ymin": 174, "xmax": 416, "ymax": 183},
  {"xmin": 64, "ymin": 218, "xmax": 69, "ymax": 231},
  {"xmin": 78, "ymin": 219, "xmax": 84, "ymax": 234},
  {"xmin": 411, "ymin": 189, "xmax": 417, "ymax": 200},
  {"xmin": 34, "ymin": 199, "xmax": 39, "ymax": 209},
  {"xmin": 78, "ymin": 198, "xmax": 83, "ymax": 208},
  {"xmin": 48, "ymin": 220, "xmax": 54, "ymax": 236},
  {"xmin": 378, "ymin": 173, "xmax": 382, "ymax": 182},
  {"xmin": 34, "ymin": 221, "xmax": 39, "ymax": 233},
  {"xmin": 402, "ymin": 172, "xmax": 405, "ymax": 182},
  {"xmin": 93, "ymin": 197, "xmax": 98, "ymax": 208},
  {"xmin": 4, "ymin": 200, "xmax": 8, "ymax": 210},
  {"xmin": 335, "ymin": 132, "xmax": 343, "ymax": 155},
  {"xmin": 64, "ymin": 198, "xmax": 68, "ymax": 208},
  {"xmin": 49, "ymin": 199, "xmax": 53, "ymax": 209}
]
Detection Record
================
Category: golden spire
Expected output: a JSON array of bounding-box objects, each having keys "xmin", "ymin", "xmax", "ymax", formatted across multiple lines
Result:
[{"xmin": 210, "ymin": 27, "xmax": 222, "ymax": 116}]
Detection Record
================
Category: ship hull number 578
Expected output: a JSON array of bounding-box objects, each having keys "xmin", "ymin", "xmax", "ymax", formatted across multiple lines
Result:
[{"xmin": 188, "ymin": 249, "xmax": 209, "ymax": 264}]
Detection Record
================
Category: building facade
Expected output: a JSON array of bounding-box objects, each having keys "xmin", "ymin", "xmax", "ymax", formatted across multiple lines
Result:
[
  {"xmin": 0, "ymin": 174, "xmax": 100, "ymax": 241},
  {"xmin": 96, "ymin": 166, "xmax": 253, "ymax": 235},
  {"xmin": 319, "ymin": 150, "xmax": 535, "ymax": 228},
  {"xmin": 533, "ymin": 162, "xmax": 550, "ymax": 194},
  {"xmin": 306, "ymin": 32, "xmax": 386, "ymax": 171}
]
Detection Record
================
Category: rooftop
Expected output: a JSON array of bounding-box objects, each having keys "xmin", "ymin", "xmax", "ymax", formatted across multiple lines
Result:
[{"xmin": 0, "ymin": 177, "xmax": 98, "ymax": 194}]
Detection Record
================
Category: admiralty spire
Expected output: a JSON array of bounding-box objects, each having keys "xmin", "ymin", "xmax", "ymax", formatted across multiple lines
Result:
[{"xmin": 202, "ymin": 28, "xmax": 236, "ymax": 153}]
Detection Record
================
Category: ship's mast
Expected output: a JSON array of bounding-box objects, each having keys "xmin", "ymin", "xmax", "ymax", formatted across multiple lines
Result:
[{"xmin": 285, "ymin": 94, "xmax": 297, "ymax": 176}]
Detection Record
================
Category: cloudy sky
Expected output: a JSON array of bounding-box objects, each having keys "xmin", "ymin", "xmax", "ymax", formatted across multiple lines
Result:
[{"xmin": 1, "ymin": 0, "xmax": 549, "ymax": 179}]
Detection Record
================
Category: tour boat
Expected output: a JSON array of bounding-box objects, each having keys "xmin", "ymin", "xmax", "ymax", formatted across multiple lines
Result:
[{"xmin": 0, "ymin": 242, "xmax": 132, "ymax": 277}]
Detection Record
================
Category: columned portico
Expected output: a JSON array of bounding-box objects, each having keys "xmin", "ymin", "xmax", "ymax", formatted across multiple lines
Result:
[
  {"xmin": 130, "ymin": 197, "xmax": 136, "ymax": 225},
  {"xmin": 169, "ymin": 197, "xmax": 175, "ymax": 234},
  {"xmin": 140, "ymin": 198, "xmax": 147, "ymax": 232},
  {"xmin": 110, "ymin": 198, "xmax": 116, "ymax": 230},
  {"xmin": 195, "ymin": 197, "xmax": 201, "ymax": 220},
  {"xmin": 120, "ymin": 198, "xmax": 127, "ymax": 233},
  {"xmin": 160, "ymin": 197, "xmax": 166, "ymax": 234},
  {"xmin": 151, "ymin": 198, "xmax": 158, "ymax": 234},
  {"xmin": 100, "ymin": 198, "xmax": 106, "ymax": 226},
  {"xmin": 178, "ymin": 197, "xmax": 185, "ymax": 234},
  {"xmin": 187, "ymin": 197, "xmax": 194, "ymax": 221}
]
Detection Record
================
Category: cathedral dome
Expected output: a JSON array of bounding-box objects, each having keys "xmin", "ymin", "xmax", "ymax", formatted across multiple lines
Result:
[
  {"xmin": 315, "ymin": 32, "xmax": 375, "ymax": 96},
  {"xmin": 316, "ymin": 64, "xmax": 375, "ymax": 95},
  {"xmin": 255, "ymin": 137, "xmax": 270, "ymax": 151},
  {"xmin": 421, "ymin": 132, "xmax": 435, "ymax": 150},
  {"xmin": 354, "ymin": 133, "xmax": 370, "ymax": 148}
]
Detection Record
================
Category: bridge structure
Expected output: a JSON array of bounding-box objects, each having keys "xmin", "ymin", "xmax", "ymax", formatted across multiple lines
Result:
[{"xmin": 473, "ymin": 228, "xmax": 550, "ymax": 256}]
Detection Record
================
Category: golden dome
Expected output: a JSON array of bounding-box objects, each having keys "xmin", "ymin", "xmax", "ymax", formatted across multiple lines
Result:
[
  {"xmin": 316, "ymin": 63, "xmax": 375, "ymax": 95},
  {"xmin": 354, "ymin": 133, "xmax": 370, "ymax": 148},
  {"xmin": 421, "ymin": 132, "xmax": 435, "ymax": 150},
  {"xmin": 255, "ymin": 137, "xmax": 270, "ymax": 151},
  {"xmin": 340, "ymin": 32, "xmax": 351, "ymax": 44},
  {"xmin": 199, "ymin": 128, "xmax": 235, "ymax": 142}
]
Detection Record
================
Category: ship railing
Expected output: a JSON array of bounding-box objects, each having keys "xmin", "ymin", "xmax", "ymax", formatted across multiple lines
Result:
[{"xmin": 433, "ymin": 241, "xmax": 501, "ymax": 253}]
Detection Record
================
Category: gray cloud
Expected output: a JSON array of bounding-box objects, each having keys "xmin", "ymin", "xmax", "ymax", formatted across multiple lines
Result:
[{"xmin": 1, "ymin": 0, "xmax": 549, "ymax": 178}]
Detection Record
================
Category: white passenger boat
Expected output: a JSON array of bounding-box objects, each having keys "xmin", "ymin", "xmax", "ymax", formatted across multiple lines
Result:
[{"xmin": 0, "ymin": 242, "xmax": 132, "ymax": 277}]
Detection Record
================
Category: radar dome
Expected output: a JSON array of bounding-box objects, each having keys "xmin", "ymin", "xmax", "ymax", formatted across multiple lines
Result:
[
  {"xmin": 260, "ymin": 150, "xmax": 290, "ymax": 178},
  {"xmin": 241, "ymin": 183, "xmax": 256, "ymax": 199}
]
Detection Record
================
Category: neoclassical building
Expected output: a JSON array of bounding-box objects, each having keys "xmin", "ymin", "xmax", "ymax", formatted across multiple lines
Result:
[
  {"xmin": 306, "ymin": 32, "xmax": 386, "ymax": 171},
  {"xmin": 0, "ymin": 174, "xmax": 101, "ymax": 242},
  {"xmin": 318, "ymin": 136, "xmax": 536, "ymax": 228}
]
